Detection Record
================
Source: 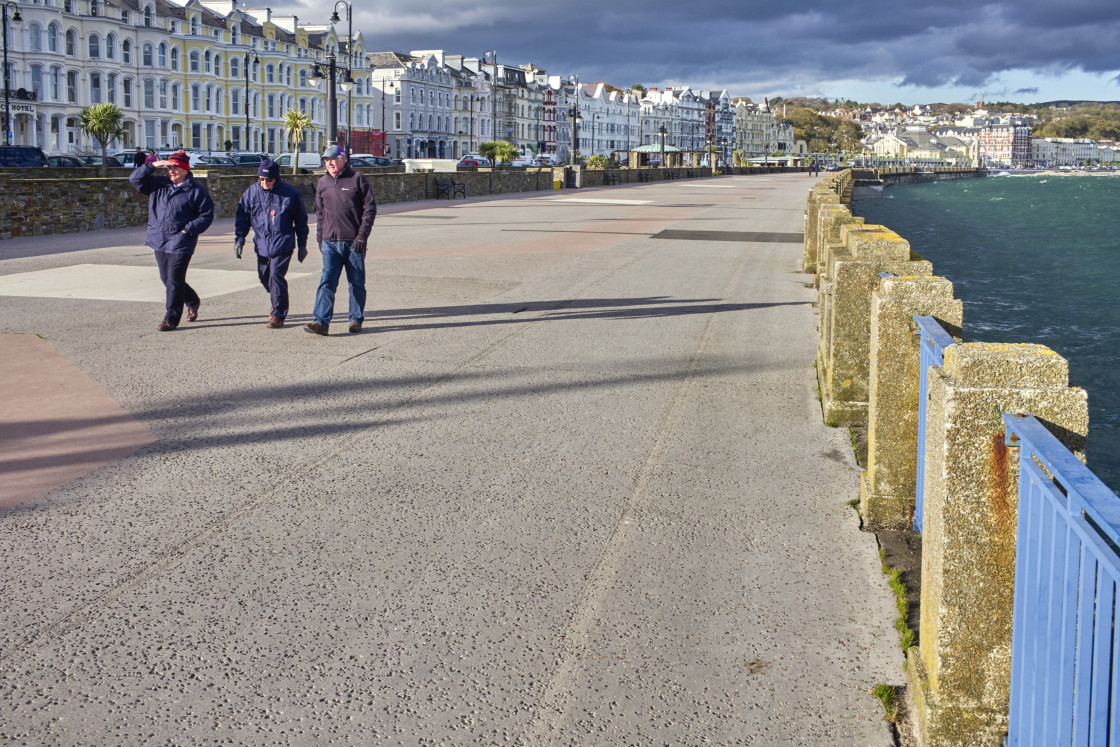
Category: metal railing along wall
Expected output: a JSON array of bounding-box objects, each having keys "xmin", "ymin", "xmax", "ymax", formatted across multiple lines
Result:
[
  {"xmin": 912, "ymin": 314, "xmax": 957, "ymax": 534},
  {"xmin": 1004, "ymin": 413, "xmax": 1120, "ymax": 746}
]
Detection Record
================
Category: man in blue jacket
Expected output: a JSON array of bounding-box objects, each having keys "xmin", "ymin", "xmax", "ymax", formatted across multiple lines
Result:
[
  {"xmin": 234, "ymin": 159, "xmax": 309, "ymax": 328},
  {"xmin": 129, "ymin": 150, "xmax": 215, "ymax": 331}
]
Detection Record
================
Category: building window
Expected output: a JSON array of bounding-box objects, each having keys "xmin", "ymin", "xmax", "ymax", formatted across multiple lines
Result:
[
  {"xmin": 143, "ymin": 6, "xmax": 151, "ymax": 26},
  {"xmin": 231, "ymin": 88, "xmax": 239, "ymax": 115},
  {"xmin": 143, "ymin": 78, "xmax": 154, "ymax": 108},
  {"xmin": 107, "ymin": 72, "xmax": 116, "ymax": 103},
  {"xmin": 105, "ymin": 33, "xmax": 115, "ymax": 59},
  {"xmin": 50, "ymin": 66, "xmax": 61, "ymax": 100},
  {"xmin": 171, "ymin": 83, "xmax": 179, "ymax": 111},
  {"xmin": 121, "ymin": 38, "xmax": 130, "ymax": 63},
  {"xmin": 189, "ymin": 50, "xmax": 200, "ymax": 73},
  {"xmin": 159, "ymin": 80, "xmax": 167, "ymax": 108},
  {"xmin": 142, "ymin": 42, "xmax": 153, "ymax": 66},
  {"xmin": 190, "ymin": 16, "xmax": 200, "ymax": 35},
  {"xmin": 66, "ymin": 70, "xmax": 77, "ymax": 102},
  {"xmin": 47, "ymin": 23, "xmax": 59, "ymax": 52},
  {"xmin": 123, "ymin": 78, "xmax": 131, "ymax": 107},
  {"xmin": 65, "ymin": 30, "xmax": 75, "ymax": 56},
  {"xmin": 29, "ymin": 24, "xmax": 42, "ymax": 52},
  {"xmin": 170, "ymin": 47, "xmax": 179, "ymax": 71},
  {"xmin": 204, "ymin": 50, "xmax": 211, "ymax": 74},
  {"xmin": 89, "ymin": 0, "xmax": 98, "ymax": 16},
  {"xmin": 191, "ymin": 83, "xmax": 200, "ymax": 111}
]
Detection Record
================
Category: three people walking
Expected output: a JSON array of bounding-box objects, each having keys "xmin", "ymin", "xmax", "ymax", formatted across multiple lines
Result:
[
  {"xmin": 304, "ymin": 144, "xmax": 377, "ymax": 336},
  {"xmin": 130, "ymin": 145, "xmax": 377, "ymax": 335},
  {"xmin": 234, "ymin": 159, "xmax": 310, "ymax": 328},
  {"xmin": 129, "ymin": 150, "xmax": 214, "ymax": 331}
]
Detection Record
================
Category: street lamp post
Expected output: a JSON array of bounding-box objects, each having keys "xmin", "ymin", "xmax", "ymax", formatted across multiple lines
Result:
[
  {"xmin": 329, "ymin": 1, "xmax": 353, "ymax": 159},
  {"xmin": 378, "ymin": 76, "xmax": 394, "ymax": 157},
  {"xmin": 566, "ymin": 74, "xmax": 579, "ymax": 166},
  {"xmin": 483, "ymin": 50, "xmax": 499, "ymax": 144},
  {"xmin": 2, "ymin": 1, "xmax": 22, "ymax": 146},
  {"xmin": 242, "ymin": 49, "xmax": 257, "ymax": 152},
  {"xmin": 592, "ymin": 112, "xmax": 599, "ymax": 159},
  {"xmin": 309, "ymin": 50, "xmax": 353, "ymax": 150},
  {"xmin": 658, "ymin": 123, "xmax": 666, "ymax": 169}
]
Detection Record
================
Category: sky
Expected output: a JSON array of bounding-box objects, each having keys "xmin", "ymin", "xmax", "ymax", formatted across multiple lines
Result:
[{"xmin": 268, "ymin": 0, "xmax": 1120, "ymax": 107}]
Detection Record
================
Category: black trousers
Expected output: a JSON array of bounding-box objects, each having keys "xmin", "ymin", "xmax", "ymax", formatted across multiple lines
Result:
[
  {"xmin": 154, "ymin": 250, "xmax": 199, "ymax": 326},
  {"xmin": 256, "ymin": 252, "xmax": 293, "ymax": 319}
]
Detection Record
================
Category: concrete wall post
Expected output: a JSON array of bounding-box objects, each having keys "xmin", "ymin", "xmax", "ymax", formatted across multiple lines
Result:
[
  {"xmin": 860, "ymin": 276, "xmax": 963, "ymax": 530},
  {"xmin": 908, "ymin": 342, "xmax": 1088, "ymax": 746},
  {"xmin": 817, "ymin": 225, "xmax": 927, "ymax": 427}
]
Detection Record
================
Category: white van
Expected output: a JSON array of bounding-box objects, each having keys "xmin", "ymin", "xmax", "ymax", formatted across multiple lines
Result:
[{"xmin": 274, "ymin": 152, "xmax": 323, "ymax": 170}]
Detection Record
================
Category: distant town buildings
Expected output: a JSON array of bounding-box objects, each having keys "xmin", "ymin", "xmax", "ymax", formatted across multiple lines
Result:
[{"xmin": 2, "ymin": 0, "xmax": 1115, "ymax": 167}]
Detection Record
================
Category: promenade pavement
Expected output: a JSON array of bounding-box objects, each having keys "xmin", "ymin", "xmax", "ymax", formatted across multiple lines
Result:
[{"xmin": 0, "ymin": 173, "xmax": 903, "ymax": 744}]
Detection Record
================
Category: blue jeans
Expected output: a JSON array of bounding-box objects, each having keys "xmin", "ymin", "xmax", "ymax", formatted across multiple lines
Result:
[{"xmin": 312, "ymin": 240, "xmax": 365, "ymax": 330}]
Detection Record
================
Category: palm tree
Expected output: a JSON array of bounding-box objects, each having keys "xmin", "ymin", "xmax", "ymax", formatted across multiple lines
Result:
[
  {"xmin": 479, "ymin": 140, "xmax": 518, "ymax": 168},
  {"xmin": 78, "ymin": 103, "xmax": 127, "ymax": 178},
  {"xmin": 281, "ymin": 109, "xmax": 313, "ymax": 174}
]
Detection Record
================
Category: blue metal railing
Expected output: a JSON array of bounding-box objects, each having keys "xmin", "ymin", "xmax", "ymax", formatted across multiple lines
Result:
[
  {"xmin": 912, "ymin": 315, "xmax": 957, "ymax": 534},
  {"xmin": 1005, "ymin": 413, "xmax": 1120, "ymax": 746}
]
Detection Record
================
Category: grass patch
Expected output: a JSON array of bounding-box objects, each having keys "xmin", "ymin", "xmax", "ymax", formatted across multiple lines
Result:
[
  {"xmin": 825, "ymin": 416, "xmax": 839, "ymax": 427},
  {"xmin": 871, "ymin": 683, "xmax": 898, "ymax": 723},
  {"xmin": 880, "ymin": 547, "xmax": 916, "ymax": 654},
  {"xmin": 848, "ymin": 427, "xmax": 859, "ymax": 460}
]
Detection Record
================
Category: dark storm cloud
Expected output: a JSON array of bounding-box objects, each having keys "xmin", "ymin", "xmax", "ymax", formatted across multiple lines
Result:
[{"xmin": 278, "ymin": 0, "xmax": 1120, "ymax": 97}]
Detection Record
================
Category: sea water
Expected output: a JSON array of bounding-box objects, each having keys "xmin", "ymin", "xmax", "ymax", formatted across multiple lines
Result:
[{"xmin": 855, "ymin": 174, "xmax": 1120, "ymax": 495}]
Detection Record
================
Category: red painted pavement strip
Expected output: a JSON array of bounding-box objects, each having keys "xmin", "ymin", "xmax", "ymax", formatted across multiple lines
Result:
[{"xmin": 0, "ymin": 333, "xmax": 158, "ymax": 511}]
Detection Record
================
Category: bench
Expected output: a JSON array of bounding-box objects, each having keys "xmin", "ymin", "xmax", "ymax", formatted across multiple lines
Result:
[
  {"xmin": 434, "ymin": 176, "xmax": 465, "ymax": 199},
  {"xmin": 637, "ymin": 171, "xmax": 653, "ymax": 182},
  {"xmin": 605, "ymin": 172, "xmax": 621, "ymax": 185}
]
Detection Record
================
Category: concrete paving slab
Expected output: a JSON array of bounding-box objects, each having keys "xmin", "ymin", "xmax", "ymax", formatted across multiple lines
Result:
[
  {"xmin": 0, "ymin": 264, "xmax": 311, "ymax": 302},
  {"xmin": 0, "ymin": 333, "xmax": 158, "ymax": 509}
]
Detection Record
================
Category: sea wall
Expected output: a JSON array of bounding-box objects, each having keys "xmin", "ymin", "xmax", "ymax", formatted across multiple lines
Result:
[
  {"xmin": 805, "ymin": 169, "xmax": 1089, "ymax": 746},
  {"xmin": 0, "ymin": 163, "xmax": 802, "ymax": 241}
]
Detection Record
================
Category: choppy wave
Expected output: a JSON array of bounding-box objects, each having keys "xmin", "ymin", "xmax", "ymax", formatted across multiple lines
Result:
[{"xmin": 857, "ymin": 176, "xmax": 1120, "ymax": 494}]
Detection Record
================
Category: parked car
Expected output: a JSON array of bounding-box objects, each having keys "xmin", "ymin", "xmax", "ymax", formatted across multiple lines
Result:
[
  {"xmin": 78, "ymin": 155, "xmax": 124, "ymax": 167},
  {"xmin": 273, "ymin": 152, "xmax": 323, "ymax": 170},
  {"xmin": 349, "ymin": 154, "xmax": 392, "ymax": 167},
  {"xmin": 457, "ymin": 155, "xmax": 491, "ymax": 167},
  {"xmin": 202, "ymin": 155, "xmax": 237, "ymax": 167},
  {"xmin": 47, "ymin": 154, "xmax": 85, "ymax": 167},
  {"xmin": 0, "ymin": 145, "xmax": 49, "ymax": 167},
  {"xmin": 231, "ymin": 153, "xmax": 269, "ymax": 167}
]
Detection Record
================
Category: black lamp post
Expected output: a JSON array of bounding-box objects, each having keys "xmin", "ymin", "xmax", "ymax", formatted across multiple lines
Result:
[
  {"xmin": 242, "ymin": 49, "xmax": 257, "ymax": 152},
  {"xmin": 566, "ymin": 74, "xmax": 579, "ymax": 166},
  {"xmin": 329, "ymin": 1, "xmax": 352, "ymax": 158},
  {"xmin": 483, "ymin": 50, "xmax": 499, "ymax": 143},
  {"xmin": 309, "ymin": 50, "xmax": 353, "ymax": 150},
  {"xmin": 658, "ymin": 123, "xmax": 666, "ymax": 168},
  {"xmin": 2, "ymin": 1, "xmax": 21, "ymax": 146}
]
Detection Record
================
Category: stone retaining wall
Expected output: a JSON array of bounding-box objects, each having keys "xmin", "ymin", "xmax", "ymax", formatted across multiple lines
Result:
[
  {"xmin": 805, "ymin": 168, "xmax": 1089, "ymax": 747},
  {"xmin": 0, "ymin": 163, "xmax": 806, "ymax": 240}
]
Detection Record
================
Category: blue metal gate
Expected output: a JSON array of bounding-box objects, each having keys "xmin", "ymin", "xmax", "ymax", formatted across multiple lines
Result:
[
  {"xmin": 912, "ymin": 315, "xmax": 956, "ymax": 534},
  {"xmin": 1005, "ymin": 413, "xmax": 1120, "ymax": 745}
]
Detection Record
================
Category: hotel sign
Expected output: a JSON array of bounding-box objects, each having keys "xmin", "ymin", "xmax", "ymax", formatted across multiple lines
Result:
[{"xmin": 0, "ymin": 101, "xmax": 37, "ymax": 116}]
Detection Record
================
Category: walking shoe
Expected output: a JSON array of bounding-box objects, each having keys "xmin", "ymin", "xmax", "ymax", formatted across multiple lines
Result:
[
  {"xmin": 304, "ymin": 322, "xmax": 328, "ymax": 336},
  {"xmin": 348, "ymin": 321, "xmax": 362, "ymax": 334},
  {"xmin": 267, "ymin": 316, "xmax": 284, "ymax": 328},
  {"xmin": 186, "ymin": 304, "xmax": 200, "ymax": 322},
  {"xmin": 157, "ymin": 319, "xmax": 175, "ymax": 331}
]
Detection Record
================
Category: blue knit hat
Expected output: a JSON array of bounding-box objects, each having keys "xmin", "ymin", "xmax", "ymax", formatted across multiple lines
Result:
[{"xmin": 257, "ymin": 159, "xmax": 280, "ymax": 180}]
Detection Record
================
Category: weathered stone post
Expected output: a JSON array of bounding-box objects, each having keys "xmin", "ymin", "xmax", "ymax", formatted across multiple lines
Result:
[
  {"xmin": 817, "ymin": 225, "xmax": 928, "ymax": 427},
  {"xmin": 860, "ymin": 276, "xmax": 963, "ymax": 530},
  {"xmin": 908, "ymin": 343, "xmax": 1088, "ymax": 746},
  {"xmin": 804, "ymin": 185, "xmax": 841, "ymax": 273}
]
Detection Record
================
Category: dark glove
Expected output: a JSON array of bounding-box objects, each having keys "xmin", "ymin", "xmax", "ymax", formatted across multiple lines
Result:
[
  {"xmin": 353, "ymin": 238, "xmax": 367, "ymax": 255},
  {"xmin": 234, "ymin": 237, "xmax": 244, "ymax": 259},
  {"xmin": 297, "ymin": 244, "xmax": 307, "ymax": 263}
]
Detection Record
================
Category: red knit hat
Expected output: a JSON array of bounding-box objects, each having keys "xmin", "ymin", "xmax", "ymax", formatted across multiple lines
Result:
[{"xmin": 167, "ymin": 151, "xmax": 191, "ymax": 171}]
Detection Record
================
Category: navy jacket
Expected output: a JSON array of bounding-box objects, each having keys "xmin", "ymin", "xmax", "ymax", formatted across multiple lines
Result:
[
  {"xmin": 315, "ymin": 166, "xmax": 376, "ymax": 244},
  {"xmin": 234, "ymin": 180, "xmax": 310, "ymax": 258},
  {"xmin": 129, "ymin": 164, "xmax": 215, "ymax": 254}
]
